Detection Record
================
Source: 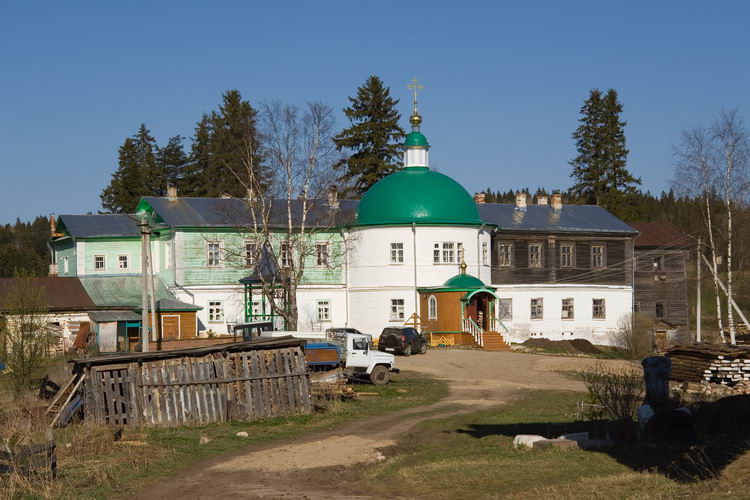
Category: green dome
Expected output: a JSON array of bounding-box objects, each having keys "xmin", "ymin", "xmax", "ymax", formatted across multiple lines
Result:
[
  {"xmin": 404, "ymin": 131, "xmax": 429, "ymax": 147},
  {"xmin": 355, "ymin": 168, "xmax": 483, "ymax": 226},
  {"xmin": 442, "ymin": 273, "xmax": 486, "ymax": 289}
]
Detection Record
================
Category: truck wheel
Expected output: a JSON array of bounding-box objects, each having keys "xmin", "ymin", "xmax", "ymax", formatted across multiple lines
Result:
[
  {"xmin": 402, "ymin": 345, "xmax": 412, "ymax": 356},
  {"xmin": 369, "ymin": 365, "xmax": 389, "ymax": 385}
]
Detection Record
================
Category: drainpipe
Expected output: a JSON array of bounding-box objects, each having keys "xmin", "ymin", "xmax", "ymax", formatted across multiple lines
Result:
[
  {"xmin": 476, "ymin": 223, "xmax": 486, "ymax": 277},
  {"xmin": 412, "ymin": 222, "xmax": 418, "ymax": 325},
  {"xmin": 339, "ymin": 227, "xmax": 350, "ymax": 327},
  {"xmin": 46, "ymin": 241, "xmax": 55, "ymax": 276}
]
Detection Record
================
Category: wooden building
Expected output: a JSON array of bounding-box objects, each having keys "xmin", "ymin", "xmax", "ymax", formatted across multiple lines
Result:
[{"xmin": 629, "ymin": 222, "xmax": 694, "ymax": 343}]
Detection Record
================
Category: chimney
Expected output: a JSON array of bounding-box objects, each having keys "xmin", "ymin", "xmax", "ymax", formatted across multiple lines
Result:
[
  {"xmin": 167, "ymin": 183, "xmax": 178, "ymax": 201},
  {"xmin": 515, "ymin": 191, "xmax": 527, "ymax": 211},
  {"xmin": 537, "ymin": 195, "xmax": 548, "ymax": 206},
  {"xmin": 50, "ymin": 214, "xmax": 57, "ymax": 237},
  {"xmin": 551, "ymin": 191, "xmax": 562, "ymax": 211},
  {"xmin": 474, "ymin": 192, "xmax": 486, "ymax": 204},
  {"xmin": 327, "ymin": 185, "xmax": 339, "ymax": 209}
]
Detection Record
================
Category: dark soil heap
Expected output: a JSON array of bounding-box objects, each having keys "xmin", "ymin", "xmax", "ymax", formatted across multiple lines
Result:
[{"xmin": 522, "ymin": 338, "xmax": 602, "ymax": 356}]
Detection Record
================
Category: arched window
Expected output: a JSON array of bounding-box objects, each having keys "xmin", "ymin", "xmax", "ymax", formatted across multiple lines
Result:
[{"xmin": 428, "ymin": 295, "xmax": 438, "ymax": 320}]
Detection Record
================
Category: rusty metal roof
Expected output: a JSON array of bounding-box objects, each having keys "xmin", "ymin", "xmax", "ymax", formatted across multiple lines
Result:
[
  {"xmin": 628, "ymin": 222, "xmax": 694, "ymax": 249},
  {"xmin": 0, "ymin": 277, "xmax": 97, "ymax": 312}
]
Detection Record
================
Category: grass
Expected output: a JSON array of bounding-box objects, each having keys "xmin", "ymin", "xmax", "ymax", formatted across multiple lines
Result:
[
  {"xmin": 348, "ymin": 390, "xmax": 750, "ymax": 499},
  {"xmin": 2, "ymin": 370, "xmax": 447, "ymax": 499}
]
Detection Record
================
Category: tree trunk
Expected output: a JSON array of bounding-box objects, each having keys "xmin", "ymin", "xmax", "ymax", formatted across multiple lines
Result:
[
  {"xmin": 705, "ymin": 196, "xmax": 725, "ymax": 342},
  {"xmin": 727, "ymin": 201, "xmax": 736, "ymax": 344}
]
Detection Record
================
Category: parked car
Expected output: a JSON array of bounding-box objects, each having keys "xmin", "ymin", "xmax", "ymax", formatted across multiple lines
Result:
[
  {"xmin": 378, "ymin": 327, "xmax": 428, "ymax": 356},
  {"xmin": 325, "ymin": 327, "xmax": 369, "ymax": 343}
]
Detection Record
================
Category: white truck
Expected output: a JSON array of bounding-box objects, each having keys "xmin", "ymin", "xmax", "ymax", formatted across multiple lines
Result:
[{"xmin": 305, "ymin": 333, "xmax": 399, "ymax": 385}]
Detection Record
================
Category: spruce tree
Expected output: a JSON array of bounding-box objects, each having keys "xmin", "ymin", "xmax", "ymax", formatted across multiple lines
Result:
[
  {"xmin": 157, "ymin": 135, "xmax": 188, "ymax": 192},
  {"xmin": 180, "ymin": 115, "xmax": 213, "ymax": 197},
  {"xmin": 100, "ymin": 125, "xmax": 158, "ymax": 213},
  {"xmin": 569, "ymin": 89, "xmax": 640, "ymax": 217},
  {"xmin": 334, "ymin": 76, "xmax": 405, "ymax": 196}
]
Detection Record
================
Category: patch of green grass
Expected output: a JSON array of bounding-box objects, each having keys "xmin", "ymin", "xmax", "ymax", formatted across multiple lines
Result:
[
  {"xmin": 351, "ymin": 391, "xmax": 718, "ymax": 499},
  {"xmin": 71, "ymin": 371, "xmax": 447, "ymax": 499}
]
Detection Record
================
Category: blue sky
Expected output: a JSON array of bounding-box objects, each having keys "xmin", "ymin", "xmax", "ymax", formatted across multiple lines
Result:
[{"xmin": 1, "ymin": 1, "xmax": 749, "ymax": 223}]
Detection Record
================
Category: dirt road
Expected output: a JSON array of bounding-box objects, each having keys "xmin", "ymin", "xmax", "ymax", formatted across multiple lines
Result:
[{"xmin": 137, "ymin": 350, "xmax": 632, "ymax": 499}]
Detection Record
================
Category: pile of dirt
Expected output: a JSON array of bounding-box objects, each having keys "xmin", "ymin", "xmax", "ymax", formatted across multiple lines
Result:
[{"xmin": 522, "ymin": 338, "xmax": 603, "ymax": 356}]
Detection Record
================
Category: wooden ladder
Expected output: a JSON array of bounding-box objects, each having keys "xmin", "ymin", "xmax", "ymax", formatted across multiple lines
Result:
[{"xmin": 46, "ymin": 373, "xmax": 85, "ymax": 428}]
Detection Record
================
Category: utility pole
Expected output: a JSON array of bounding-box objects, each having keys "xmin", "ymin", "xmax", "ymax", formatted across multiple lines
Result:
[
  {"xmin": 139, "ymin": 216, "xmax": 150, "ymax": 352},
  {"xmin": 696, "ymin": 237, "xmax": 701, "ymax": 342},
  {"xmin": 146, "ymin": 229, "xmax": 157, "ymax": 345}
]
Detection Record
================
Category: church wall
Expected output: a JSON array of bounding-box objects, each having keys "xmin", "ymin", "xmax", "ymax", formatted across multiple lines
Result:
[{"xmin": 347, "ymin": 287, "xmax": 417, "ymax": 338}]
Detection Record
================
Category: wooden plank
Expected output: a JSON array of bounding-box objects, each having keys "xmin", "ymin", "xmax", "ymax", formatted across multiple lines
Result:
[
  {"xmin": 103, "ymin": 370, "xmax": 115, "ymax": 425},
  {"xmin": 188, "ymin": 357, "xmax": 203, "ymax": 424},
  {"xmin": 274, "ymin": 350, "xmax": 288, "ymax": 415},
  {"xmin": 128, "ymin": 364, "xmax": 140, "ymax": 426}
]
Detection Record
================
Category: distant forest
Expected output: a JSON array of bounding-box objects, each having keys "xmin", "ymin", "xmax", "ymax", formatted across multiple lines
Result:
[{"xmin": 0, "ymin": 217, "xmax": 52, "ymax": 278}]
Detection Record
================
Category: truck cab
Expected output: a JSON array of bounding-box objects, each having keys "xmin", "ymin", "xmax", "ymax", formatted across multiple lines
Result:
[{"xmin": 306, "ymin": 333, "xmax": 398, "ymax": 385}]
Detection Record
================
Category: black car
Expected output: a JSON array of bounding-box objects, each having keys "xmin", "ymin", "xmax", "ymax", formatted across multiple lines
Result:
[{"xmin": 378, "ymin": 327, "xmax": 428, "ymax": 356}]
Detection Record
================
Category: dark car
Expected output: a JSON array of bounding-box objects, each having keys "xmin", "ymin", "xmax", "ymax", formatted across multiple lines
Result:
[
  {"xmin": 378, "ymin": 327, "xmax": 428, "ymax": 356},
  {"xmin": 325, "ymin": 327, "xmax": 369, "ymax": 343}
]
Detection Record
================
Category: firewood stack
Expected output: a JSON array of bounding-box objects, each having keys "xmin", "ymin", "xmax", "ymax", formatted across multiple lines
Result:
[{"xmin": 666, "ymin": 343, "xmax": 750, "ymax": 386}]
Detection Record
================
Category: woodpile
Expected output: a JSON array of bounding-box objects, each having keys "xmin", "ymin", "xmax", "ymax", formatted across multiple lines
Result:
[
  {"xmin": 666, "ymin": 343, "xmax": 750, "ymax": 385},
  {"xmin": 310, "ymin": 368, "xmax": 356, "ymax": 405}
]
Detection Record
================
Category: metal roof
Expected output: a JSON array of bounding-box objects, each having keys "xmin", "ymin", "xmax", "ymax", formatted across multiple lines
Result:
[
  {"xmin": 156, "ymin": 298, "xmax": 201, "ymax": 311},
  {"xmin": 88, "ymin": 310, "xmax": 141, "ymax": 323},
  {"xmin": 0, "ymin": 277, "xmax": 96, "ymax": 312},
  {"xmin": 628, "ymin": 222, "xmax": 694, "ymax": 249},
  {"xmin": 80, "ymin": 276, "xmax": 176, "ymax": 308},
  {"xmin": 478, "ymin": 204, "xmax": 638, "ymax": 235},
  {"xmin": 57, "ymin": 214, "xmax": 140, "ymax": 238},
  {"xmin": 141, "ymin": 196, "xmax": 358, "ymax": 228}
]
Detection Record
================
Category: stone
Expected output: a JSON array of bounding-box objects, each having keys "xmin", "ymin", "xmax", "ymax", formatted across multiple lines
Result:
[
  {"xmin": 642, "ymin": 356, "xmax": 672, "ymax": 408},
  {"xmin": 513, "ymin": 434, "xmax": 546, "ymax": 449},
  {"xmin": 236, "ymin": 431, "xmax": 249, "ymax": 438},
  {"xmin": 199, "ymin": 436, "xmax": 211, "ymax": 445},
  {"xmin": 532, "ymin": 439, "xmax": 579, "ymax": 450}
]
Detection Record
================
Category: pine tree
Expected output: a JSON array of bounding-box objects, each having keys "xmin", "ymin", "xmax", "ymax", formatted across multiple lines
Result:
[
  {"xmin": 157, "ymin": 135, "xmax": 188, "ymax": 192},
  {"xmin": 180, "ymin": 115, "xmax": 213, "ymax": 197},
  {"xmin": 333, "ymin": 76, "xmax": 405, "ymax": 196},
  {"xmin": 569, "ymin": 89, "xmax": 640, "ymax": 217}
]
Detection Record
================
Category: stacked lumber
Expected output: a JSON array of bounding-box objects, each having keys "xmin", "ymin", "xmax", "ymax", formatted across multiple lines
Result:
[{"xmin": 666, "ymin": 343, "xmax": 750, "ymax": 385}]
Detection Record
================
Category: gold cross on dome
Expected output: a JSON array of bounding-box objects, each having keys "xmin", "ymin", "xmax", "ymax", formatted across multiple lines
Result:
[{"xmin": 407, "ymin": 77, "xmax": 424, "ymax": 113}]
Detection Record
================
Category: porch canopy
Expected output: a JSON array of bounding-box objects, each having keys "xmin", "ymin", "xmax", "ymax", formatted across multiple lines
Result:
[{"xmin": 239, "ymin": 244, "xmax": 290, "ymax": 328}]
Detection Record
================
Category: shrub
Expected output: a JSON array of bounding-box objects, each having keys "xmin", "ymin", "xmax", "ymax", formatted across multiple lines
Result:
[
  {"xmin": 613, "ymin": 312, "xmax": 654, "ymax": 360},
  {"xmin": 579, "ymin": 362, "xmax": 644, "ymax": 421}
]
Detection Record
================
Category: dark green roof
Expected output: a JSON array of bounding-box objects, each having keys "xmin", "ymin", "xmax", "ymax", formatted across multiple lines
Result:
[
  {"xmin": 442, "ymin": 273, "xmax": 486, "ymax": 289},
  {"xmin": 404, "ymin": 131, "xmax": 429, "ymax": 147},
  {"xmin": 355, "ymin": 168, "xmax": 483, "ymax": 226}
]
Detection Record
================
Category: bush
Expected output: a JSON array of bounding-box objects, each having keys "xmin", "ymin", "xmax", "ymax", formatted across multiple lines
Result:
[
  {"xmin": 579, "ymin": 362, "xmax": 644, "ymax": 421},
  {"xmin": 613, "ymin": 312, "xmax": 654, "ymax": 360}
]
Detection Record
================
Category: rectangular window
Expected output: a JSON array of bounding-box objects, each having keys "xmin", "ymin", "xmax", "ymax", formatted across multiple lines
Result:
[
  {"xmin": 482, "ymin": 241, "xmax": 489, "ymax": 265},
  {"xmin": 498, "ymin": 243, "xmax": 512, "ymax": 267},
  {"xmin": 208, "ymin": 300, "xmax": 224, "ymax": 322},
  {"xmin": 94, "ymin": 255, "xmax": 105, "ymax": 271},
  {"xmin": 530, "ymin": 298, "xmax": 543, "ymax": 319},
  {"xmin": 562, "ymin": 298, "xmax": 574, "ymax": 319},
  {"xmin": 428, "ymin": 295, "xmax": 437, "ymax": 320},
  {"xmin": 63, "ymin": 257, "xmax": 69, "ymax": 274},
  {"xmin": 498, "ymin": 298, "xmax": 512, "ymax": 320},
  {"xmin": 280, "ymin": 242, "xmax": 290, "ymax": 268},
  {"xmin": 653, "ymin": 256, "xmax": 663, "ymax": 272},
  {"xmin": 560, "ymin": 244, "xmax": 573, "ymax": 268},
  {"xmin": 390, "ymin": 242, "xmax": 404, "ymax": 264},
  {"xmin": 317, "ymin": 300, "xmax": 331, "ymax": 322},
  {"xmin": 118, "ymin": 254, "xmax": 129, "ymax": 270},
  {"xmin": 529, "ymin": 243, "xmax": 543, "ymax": 268},
  {"xmin": 245, "ymin": 241, "xmax": 257, "ymax": 267},
  {"xmin": 316, "ymin": 243, "xmax": 329, "ymax": 267},
  {"xmin": 207, "ymin": 241, "xmax": 221, "ymax": 267},
  {"xmin": 433, "ymin": 242, "xmax": 463, "ymax": 264},
  {"xmin": 655, "ymin": 302, "xmax": 665, "ymax": 318},
  {"xmin": 591, "ymin": 245, "xmax": 605, "ymax": 268},
  {"xmin": 390, "ymin": 299, "xmax": 405, "ymax": 321},
  {"xmin": 593, "ymin": 299, "xmax": 606, "ymax": 319}
]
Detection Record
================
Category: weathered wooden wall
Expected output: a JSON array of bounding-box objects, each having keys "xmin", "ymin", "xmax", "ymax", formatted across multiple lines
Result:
[
  {"xmin": 634, "ymin": 249, "xmax": 690, "ymax": 334},
  {"xmin": 81, "ymin": 346, "xmax": 311, "ymax": 426}
]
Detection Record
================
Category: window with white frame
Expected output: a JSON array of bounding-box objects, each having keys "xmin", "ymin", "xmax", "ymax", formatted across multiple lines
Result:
[
  {"xmin": 280, "ymin": 242, "xmax": 290, "ymax": 268},
  {"xmin": 63, "ymin": 257, "xmax": 69, "ymax": 274},
  {"xmin": 428, "ymin": 295, "xmax": 437, "ymax": 320},
  {"xmin": 528, "ymin": 243, "xmax": 543, "ymax": 268},
  {"xmin": 530, "ymin": 298, "xmax": 543, "ymax": 319},
  {"xmin": 562, "ymin": 298, "xmax": 574, "ymax": 319},
  {"xmin": 208, "ymin": 300, "xmax": 224, "ymax": 322},
  {"xmin": 482, "ymin": 241, "xmax": 489, "ymax": 265},
  {"xmin": 245, "ymin": 241, "xmax": 257, "ymax": 267},
  {"xmin": 94, "ymin": 255, "xmax": 106, "ymax": 271},
  {"xmin": 653, "ymin": 256, "xmax": 663, "ymax": 272},
  {"xmin": 316, "ymin": 243, "xmax": 329, "ymax": 267},
  {"xmin": 498, "ymin": 298, "xmax": 512, "ymax": 320},
  {"xmin": 433, "ymin": 242, "xmax": 463, "ymax": 264},
  {"xmin": 591, "ymin": 244, "xmax": 605, "ymax": 268},
  {"xmin": 317, "ymin": 300, "xmax": 331, "ymax": 322},
  {"xmin": 593, "ymin": 299, "xmax": 606, "ymax": 319},
  {"xmin": 118, "ymin": 254, "xmax": 129, "ymax": 270},
  {"xmin": 560, "ymin": 243, "xmax": 574, "ymax": 268},
  {"xmin": 207, "ymin": 241, "xmax": 221, "ymax": 267},
  {"xmin": 390, "ymin": 242, "xmax": 404, "ymax": 264},
  {"xmin": 498, "ymin": 242, "xmax": 512, "ymax": 267},
  {"xmin": 251, "ymin": 300, "xmax": 262, "ymax": 317},
  {"xmin": 390, "ymin": 299, "xmax": 405, "ymax": 321}
]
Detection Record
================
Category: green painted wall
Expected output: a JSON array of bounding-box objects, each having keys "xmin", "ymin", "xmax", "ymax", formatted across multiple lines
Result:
[
  {"xmin": 82, "ymin": 238, "xmax": 142, "ymax": 275},
  {"xmin": 53, "ymin": 238, "xmax": 76, "ymax": 277}
]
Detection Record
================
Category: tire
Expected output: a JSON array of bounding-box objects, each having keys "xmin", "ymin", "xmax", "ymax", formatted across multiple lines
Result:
[
  {"xmin": 369, "ymin": 365, "xmax": 389, "ymax": 385},
  {"xmin": 402, "ymin": 344, "xmax": 412, "ymax": 356},
  {"xmin": 419, "ymin": 342, "xmax": 428, "ymax": 354}
]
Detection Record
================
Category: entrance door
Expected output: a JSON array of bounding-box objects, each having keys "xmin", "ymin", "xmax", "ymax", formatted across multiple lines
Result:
[
  {"xmin": 467, "ymin": 292, "xmax": 494, "ymax": 331},
  {"xmin": 161, "ymin": 315, "xmax": 181, "ymax": 340}
]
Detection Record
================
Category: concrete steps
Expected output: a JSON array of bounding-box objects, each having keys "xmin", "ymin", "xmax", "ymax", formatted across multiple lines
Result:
[{"xmin": 481, "ymin": 331, "xmax": 511, "ymax": 351}]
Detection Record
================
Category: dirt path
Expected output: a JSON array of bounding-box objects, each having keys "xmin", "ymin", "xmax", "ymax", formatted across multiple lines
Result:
[{"xmin": 137, "ymin": 350, "xmax": 632, "ymax": 499}]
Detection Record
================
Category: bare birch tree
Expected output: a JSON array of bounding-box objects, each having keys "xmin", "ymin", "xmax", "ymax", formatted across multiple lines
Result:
[
  {"xmin": 712, "ymin": 109, "xmax": 750, "ymax": 345},
  {"xmin": 673, "ymin": 126, "xmax": 725, "ymax": 340},
  {"xmin": 222, "ymin": 101, "xmax": 345, "ymax": 331}
]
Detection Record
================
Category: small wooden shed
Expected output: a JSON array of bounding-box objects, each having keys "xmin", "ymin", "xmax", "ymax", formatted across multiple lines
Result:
[{"xmin": 58, "ymin": 336, "xmax": 311, "ymax": 427}]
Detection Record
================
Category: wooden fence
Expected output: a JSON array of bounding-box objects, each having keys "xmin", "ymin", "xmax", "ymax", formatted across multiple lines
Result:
[{"xmin": 71, "ymin": 338, "xmax": 311, "ymax": 427}]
